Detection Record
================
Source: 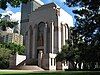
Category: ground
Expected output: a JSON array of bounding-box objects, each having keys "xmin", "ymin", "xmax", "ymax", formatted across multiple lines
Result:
[{"xmin": 0, "ymin": 70, "xmax": 100, "ymax": 75}]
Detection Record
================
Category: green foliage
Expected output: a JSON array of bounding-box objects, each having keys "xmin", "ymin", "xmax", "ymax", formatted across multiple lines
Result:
[
  {"xmin": 0, "ymin": 20, "xmax": 18, "ymax": 31},
  {"xmin": 0, "ymin": 48, "xmax": 11, "ymax": 69},
  {"xmin": 0, "ymin": 14, "xmax": 19, "ymax": 31},
  {"xmin": 1, "ymin": 42, "xmax": 25, "ymax": 55},
  {"xmin": 0, "ymin": 42, "xmax": 25, "ymax": 69},
  {"xmin": 56, "ymin": 25, "xmax": 99, "ymax": 69},
  {"xmin": 0, "ymin": 0, "xmax": 28, "ymax": 10},
  {"xmin": 66, "ymin": 0, "xmax": 100, "ymax": 47},
  {"xmin": 56, "ymin": 39, "xmax": 75, "ymax": 62},
  {"xmin": 56, "ymin": 51, "xmax": 67, "ymax": 62},
  {"xmin": 64, "ymin": 0, "xmax": 100, "ymax": 69}
]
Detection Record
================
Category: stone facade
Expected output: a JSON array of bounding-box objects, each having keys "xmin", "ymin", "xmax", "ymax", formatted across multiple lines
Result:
[
  {"xmin": 21, "ymin": 1, "xmax": 73, "ymax": 70},
  {"xmin": 0, "ymin": 31, "xmax": 23, "ymax": 45}
]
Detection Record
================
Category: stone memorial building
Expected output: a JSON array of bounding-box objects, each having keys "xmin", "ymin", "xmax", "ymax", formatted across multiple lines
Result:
[{"xmin": 20, "ymin": 0, "xmax": 73, "ymax": 70}]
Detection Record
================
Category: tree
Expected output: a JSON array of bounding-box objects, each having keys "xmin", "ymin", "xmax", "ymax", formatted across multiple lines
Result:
[
  {"xmin": 0, "ymin": 15, "xmax": 19, "ymax": 31},
  {"xmin": 65, "ymin": 0, "xmax": 100, "ymax": 69},
  {"xmin": 56, "ymin": 30, "xmax": 79, "ymax": 69},
  {"xmin": 0, "ymin": 20, "xmax": 18, "ymax": 31},
  {"xmin": 56, "ymin": 26, "xmax": 98, "ymax": 69},
  {"xmin": 0, "ymin": 48, "xmax": 11, "ymax": 69},
  {"xmin": 0, "ymin": 42, "xmax": 25, "ymax": 69},
  {"xmin": 66, "ymin": 0, "xmax": 100, "ymax": 46},
  {"xmin": 2, "ymin": 42, "xmax": 25, "ymax": 55},
  {"xmin": 0, "ymin": 14, "xmax": 2, "ymax": 19},
  {"xmin": 0, "ymin": 0, "xmax": 28, "ymax": 10}
]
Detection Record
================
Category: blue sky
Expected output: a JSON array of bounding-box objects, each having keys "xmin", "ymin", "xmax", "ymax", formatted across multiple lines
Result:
[
  {"xmin": 42, "ymin": 0, "xmax": 75, "ymax": 17},
  {"xmin": 0, "ymin": 0, "xmax": 75, "ymax": 23},
  {"xmin": 0, "ymin": 0, "xmax": 74, "ymax": 16}
]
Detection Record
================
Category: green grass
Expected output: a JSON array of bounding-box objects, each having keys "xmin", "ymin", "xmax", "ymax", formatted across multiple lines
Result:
[{"xmin": 0, "ymin": 71, "xmax": 100, "ymax": 75}]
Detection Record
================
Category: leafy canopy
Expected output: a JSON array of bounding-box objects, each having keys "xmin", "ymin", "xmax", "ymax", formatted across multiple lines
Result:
[
  {"xmin": 0, "ymin": 14, "xmax": 19, "ymax": 31},
  {"xmin": 0, "ymin": 47, "xmax": 11, "ymax": 69},
  {"xmin": 0, "ymin": 0, "xmax": 28, "ymax": 10},
  {"xmin": 66, "ymin": 0, "xmax": 100, "ymax": 50},
  {"xmin": 67, "ymin": 0, "xmax": 100, "ymax": 68}
]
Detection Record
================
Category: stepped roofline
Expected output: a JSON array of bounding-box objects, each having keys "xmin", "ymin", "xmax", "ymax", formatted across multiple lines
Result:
[{"xmin": 41, "ymin": 2, "xmax": 72, "ymax": 16}]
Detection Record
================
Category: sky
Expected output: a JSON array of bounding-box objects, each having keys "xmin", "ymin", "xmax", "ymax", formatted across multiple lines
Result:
[
  {"xmin": 0, "ymin": 0, "xmax": 75, "ymax": 22},
  {"xmin": 42, "ymin": 0, "xmax": 74, "ymax": 17}
]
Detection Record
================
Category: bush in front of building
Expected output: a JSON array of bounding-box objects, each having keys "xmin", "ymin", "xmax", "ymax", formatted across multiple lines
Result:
[
  {"xmin": 0, "ymin": 42, "xmax": 25, "ymax": 69},
  {"xmin": 0, "ymin": 48, "xmax": 11, "ymax": 69}
]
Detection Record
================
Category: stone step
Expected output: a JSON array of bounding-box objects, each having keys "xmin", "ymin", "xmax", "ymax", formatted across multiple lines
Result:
[{"xmin": 16, "ymin": 66, "xmax": 44, "ymax": 71}]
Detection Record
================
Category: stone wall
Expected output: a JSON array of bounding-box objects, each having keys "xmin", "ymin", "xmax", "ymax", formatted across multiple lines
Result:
[{"xmin": 9, "ymin": 52, "xmax": 26, "ymax": 69}]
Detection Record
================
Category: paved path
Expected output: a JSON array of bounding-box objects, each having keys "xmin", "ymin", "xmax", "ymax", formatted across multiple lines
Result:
[{"xmin": 0, "ymin": 70, "xmax": 45, "ymax": 73}]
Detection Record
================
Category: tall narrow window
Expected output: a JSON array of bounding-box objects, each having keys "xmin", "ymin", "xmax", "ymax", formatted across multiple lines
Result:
[
  {"xmin": 54, "ymin": 58, "xmax": 56, "ymax": 66},
  {"xmin": 37, "ymin": 22, "xmax": 45, "ymax": 46},
  {"xmin": 51, "ymin": 58, "xmax": 53, "ymax": 66},
  {"xmin": 65, "ymin": 25, "xmax": 66, "ymax": 40}
]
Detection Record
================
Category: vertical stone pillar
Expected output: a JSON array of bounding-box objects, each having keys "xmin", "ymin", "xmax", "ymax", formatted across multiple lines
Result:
[
  {"xmin": 54, "ymin": 26, "xmax": 58, "ymax": 53},
  {"xmin": 62, "ymin": 24, "xmax": 65, "ymax": 45},
  {"xmin": 51, "ymin": 21, "xmax": 54, "ymax": 53},
  {"xmin": 65, "ymin": 25, "xmax": 68, "ymax": 40},
  {"xmin": 32, "ymin": 25, "xmax": 36, "ymax": 59},
  {"xmin": 9, "ymin": 55, "xmax": 16, "ymax": 69},
  {"xmin": 27, "ymin": 31, "xmax": 30, "ymax": 59},
  {"xmin": 63, "ymin": 25, "xmax": 66, "ymax": 45},
  {"xmin": 32, "ymin": 26, "xmax": 36, "ymax": 59},
  {"xmin": 38, "ymin": 50, "xmax": 43, "ymax": 67},
  {"xmin": 44, "ymin": 23, "xmax": 47, "ymax": 54},
  {"xmin": 58, "ymin": 25, "xmax": 61, "ymax": 52},
  {"xmin": 95, "ymin": 62, "xmax": 98, "ymax": 68}
]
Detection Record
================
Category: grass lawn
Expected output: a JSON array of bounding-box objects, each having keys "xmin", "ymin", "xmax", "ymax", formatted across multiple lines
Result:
[{"xmin": 0, "ymin": 70, "xmax": 100, "ymax": 75}]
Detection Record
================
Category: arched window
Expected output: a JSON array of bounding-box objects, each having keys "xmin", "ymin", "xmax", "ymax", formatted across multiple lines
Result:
[{"xmin": 37, "ymin": 22, "xmax": 45, "ymax": 46}]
